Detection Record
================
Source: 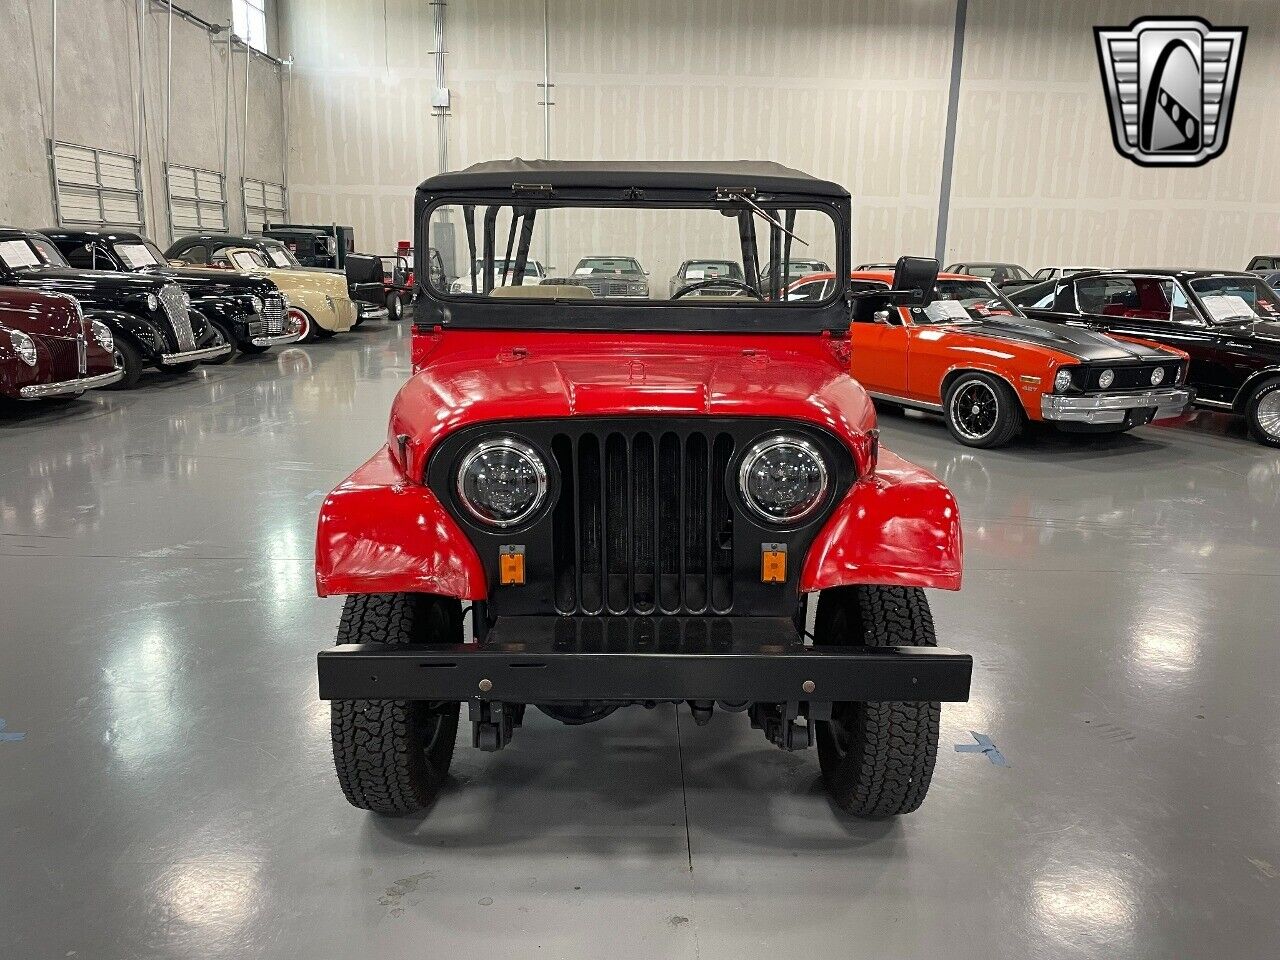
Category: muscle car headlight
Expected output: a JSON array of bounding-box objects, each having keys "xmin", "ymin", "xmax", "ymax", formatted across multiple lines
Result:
[
  {"xmin": 456, "ymin": 438, "xmax": 549, "ymax": 527},
  {"xmin": 1098, "ymin": 369, "xmax": 1116, "ymax": 389},
  {"xmin": 1150, "ymin": 366, "xmax": 1165, "ymax": 386},
  {"xmin": 90, "ymin": 320, "xmax": 114, "ymax": 353},
  {"xmin": 9, "ymin": 330, "xmax": 37, "ymax": 366},
  {"xmin": 1054, "ymin": 369, "xmax": 1074, "ymax": 392},
  {"xmin": 738, "ymin": 435, "xmax": 828, "ymax": 524},
  {"xmin": 145, "ymin": 293, "xmax": 160, "ymax": 312}
]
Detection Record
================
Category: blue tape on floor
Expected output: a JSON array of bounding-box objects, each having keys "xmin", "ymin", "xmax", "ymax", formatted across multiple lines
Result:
[
  {"xmin": 0, "ymin": 719, "xmax": 26, "ymax": 743},
  {"xmin": 955, "ymin": 731, "xmax": 1008, "ymax": 766}
]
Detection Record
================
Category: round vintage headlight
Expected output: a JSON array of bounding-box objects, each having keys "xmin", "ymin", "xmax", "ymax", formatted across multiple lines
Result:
[
  {"xmin": 249, "ymin": 295, "xmax": 264, "ymax": 314},
  {"xmin": 1150, "ymin": 366, "xmax": 1165, "ymax": 386},
  {"xmin": 145, "ymin": 293, "xmax": 160, "ymax": 312},
  {"xmin": 9, "ymin": 330, "xmax": 38, "ymax": 366},
  {"xmin": 738, "ymin": 435, "xmax": 828, "ymax": 524},
  {"xmin": 456, "ymin": 438, "xmax": 549, "ymax": 527},
  {"xmin": 1054, "ymin": 368, "xmax": 1074, "ymax": 393},
  {"xmin": 1098, "ymin": 369, "xmax": 1116, "ymax": 389},
  {"xmin": 91, "ymin": 320, "xmax": 114, "ymax": 353}
]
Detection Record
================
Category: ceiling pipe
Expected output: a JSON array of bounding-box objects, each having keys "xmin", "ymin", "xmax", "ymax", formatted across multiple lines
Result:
[{"xmin": 148, "ymin": 0, "xmax": 289, "ymax": 67}]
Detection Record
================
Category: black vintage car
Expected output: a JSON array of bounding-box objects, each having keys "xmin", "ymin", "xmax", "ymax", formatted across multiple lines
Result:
[
  {"xmin": 945, "ymin": 261, "xmax": 1035, "ymax": 289},
  {"xmin": 40, "ymin": 229, "xmax": 300, "ymax": 361},
  {"xmin": 166, "ymin": 233, "xmax": 388, "ymax": 324},
  {"xmin": 264, "ymin": 223, "xmax": 357, "ymax": 268},
  {"xmin": 0, "ymin": 228, "xmax": 229, "ymax": 388},
  {"xmin": 1009, "ymin": 269, "xmax": 1280, "ymax": 446}
]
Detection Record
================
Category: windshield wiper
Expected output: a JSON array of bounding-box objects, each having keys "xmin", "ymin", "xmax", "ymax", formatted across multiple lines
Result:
[{"xmin": 715, "ymin": 188, "xmax": 809, "ymax": 247}]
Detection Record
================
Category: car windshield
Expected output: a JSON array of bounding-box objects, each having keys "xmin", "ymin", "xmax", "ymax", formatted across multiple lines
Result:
[
  {"xmin": 259, "ymin": 240, "xmax": 300, "ymax": 269},
  {"xmin": 113, "ymin": 240, "xmax": 168, "ymax": 270},
  {"xmin": 471, "ymin": 258, "xmax": 544, "ymax": 277},
  {"xmin": 230, "ymin": 249, "xmax": 271, "ymax": 270},
  {"xmin": 576, "ymin": 257, "xmax": 643, "ymax": 275},
  {"xmin": 683, "ymin": 260, "xmax": 743, "ymax": 280},
  {"xmin": 1189, "ymin": 276, "xmax": 1280, "ymax": 323},
  {"xmin": 0, "ymin": 236, "xmax": 69, "ymax": 270},
  {"xmin": 912, "ymin": 279, "xmax": 1019, "ymax": 324},
  {"xmin": 427, "ymin": 200, "xmax": 840, "ymax": 315}
]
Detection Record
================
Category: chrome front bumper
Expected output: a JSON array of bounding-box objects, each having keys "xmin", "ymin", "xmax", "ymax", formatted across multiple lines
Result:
[
  {"xmin": 248, "ymin": 328, "xmax": 305, "ymax": 348},
  {"xmin": 19, "ymin": 366, "xmax": 125, "ymax": 399},
  {"xmin": 158, "ymin": 343, "xmax": 234, "ymax": 366},
  {"xmin": 356, "ymin": 303, "xmax": 389, "ymax": 321},
  {"xmin": 1041, "ymin": 387, "xmax": 1193, "ymax": 424}
]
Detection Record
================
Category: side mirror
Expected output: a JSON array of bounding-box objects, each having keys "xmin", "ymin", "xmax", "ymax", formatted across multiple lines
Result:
[
  {"xmin": 873, "ymin": 309, "xmax": 895, "ymax": 325},
  {"xmin": 892, "ymin": 256, "xmax": 939, "ymax": 305}
]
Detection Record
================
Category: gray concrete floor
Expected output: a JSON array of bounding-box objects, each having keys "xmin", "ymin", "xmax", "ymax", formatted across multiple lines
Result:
[{"xmin": 2, "ymin": 321, "xmax": 1278, "ymax": 960}]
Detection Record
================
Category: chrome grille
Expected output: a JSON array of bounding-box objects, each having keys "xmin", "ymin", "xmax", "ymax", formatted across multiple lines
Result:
[
  {"xmin": 76, "ymin": 329, "xmax": 87, "ymax": 375},
  {"xmin": 580, "ymin": 276, "xmax": 640, "ymax": 298},
  {"xmin": 160, "ymin": 284, "xmax": 196, "ymax": 351},
  {"xmin": 260, "ymin": 293, "xmax": 287, "ymax": 335}
]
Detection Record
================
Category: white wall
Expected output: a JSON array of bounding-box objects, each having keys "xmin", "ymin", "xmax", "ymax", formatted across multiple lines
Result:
[
  {"xmin": 280, "ymin": 0, "xmax": 1280, "ymax": 269},
  {"xmin": 0, "ymin": 0, "xmax": 287, "ymax": 245}
]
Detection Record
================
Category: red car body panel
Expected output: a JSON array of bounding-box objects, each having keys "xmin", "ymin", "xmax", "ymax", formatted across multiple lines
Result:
[
  {"xmin": 0, "ymin": 286, "xmax": 116, "ymax": 399},
  {"xmin": 316, "ymin": 326, "xmax": 963, "ymax": 598}
]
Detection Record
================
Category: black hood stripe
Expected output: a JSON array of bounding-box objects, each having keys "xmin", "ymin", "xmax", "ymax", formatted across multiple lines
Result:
[{"xmin": 968, "ymin": 316, "xmax": 1174, "ymax": 363}]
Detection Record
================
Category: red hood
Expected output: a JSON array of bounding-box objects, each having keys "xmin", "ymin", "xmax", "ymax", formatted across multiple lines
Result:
[
  {"xmin": 0, "ymin": 286, "xmax": 81, "ymax": 338},
  {"xmin": 390, "ymin": 330, "xmax": 878, "ymax": 480}
]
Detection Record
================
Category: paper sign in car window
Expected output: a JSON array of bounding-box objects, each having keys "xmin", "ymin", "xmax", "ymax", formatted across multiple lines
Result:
[
  {"xmin": 116, "ymin": 243, "xmax": 158, "ymax": 269},
  {"xmin": 0, "ymin": 240, "xmax": 41, "ymax": 269},
  {"xmin": 924, "ymin": 299, "xmax": 973, "ymax": 322},
  {"xmin": 1200, "ymin": 294, "xmax": 1257, "ymax": 322}
]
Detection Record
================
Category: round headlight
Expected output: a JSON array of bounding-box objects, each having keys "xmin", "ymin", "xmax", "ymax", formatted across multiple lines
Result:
[
  {"xmin": 145, "ymin": 293, "xmax": 159, "ymax": 312},
  {"xmin": 1098, "ymin": 369, "xmax": 1116, "ymax": 389},
  {"xmin": 456, "ymin": 438, "xmax": 549, "ymax": 527},
  {"xmin": 9, "ymin": 330, "xmax": 37, "ymax": 366},
  {"xmin": 91, "ymin": 320, "xmax": 114, "ymax": 353},
  {"xmin": 1054, "ymin": 368, "xmax": 1074, "ymax": 393},
  {"xmin": 1150, "ymin": 366, "xmax": 1165, "ymax": 386},
  {"xmin": 738, "ymin": 435, "xmax": 829, "ymax": 524},
  {"xmin": 249, "ymin": 295, "xmax": 264, "ymax": 314}
]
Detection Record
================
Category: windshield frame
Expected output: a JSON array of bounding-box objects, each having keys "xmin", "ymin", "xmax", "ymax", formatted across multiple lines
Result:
[
  {"xmin": 415, "ymin": 192, "xmax": 852, "ymax": 334},
  {"xmin": 255, "ymin": 238, "xmax": 302, "ymax": 269}
]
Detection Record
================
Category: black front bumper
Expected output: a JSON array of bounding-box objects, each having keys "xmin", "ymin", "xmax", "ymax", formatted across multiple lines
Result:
[{"xmin": 317, "ymin": 616, "xmax": 973, "ymax": 703}]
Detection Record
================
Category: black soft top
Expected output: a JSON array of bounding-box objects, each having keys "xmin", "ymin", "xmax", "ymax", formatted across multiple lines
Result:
[{"xmin": 418, "ymin": 159, "xmax": 848, "ymax": 199}]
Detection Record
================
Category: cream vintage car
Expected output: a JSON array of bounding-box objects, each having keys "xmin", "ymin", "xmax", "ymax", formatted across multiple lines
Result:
[{"xmin": 178, "ymin": 246, "xmax": 358, "ymax": 342}]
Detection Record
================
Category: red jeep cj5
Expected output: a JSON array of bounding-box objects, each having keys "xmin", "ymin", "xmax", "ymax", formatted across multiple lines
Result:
[{"xmin": 314, "ymin": 160, "xmax": 971, "ymax": 818}]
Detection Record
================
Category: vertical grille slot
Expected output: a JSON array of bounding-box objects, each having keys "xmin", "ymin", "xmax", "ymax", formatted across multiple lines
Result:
[
  {"xmin": 547, "ymin": 426, "xmax": 741, "ymax": 616},
  {"xmin": 159, "ymin": 284, "xmax": 196, "ymax": 351}
]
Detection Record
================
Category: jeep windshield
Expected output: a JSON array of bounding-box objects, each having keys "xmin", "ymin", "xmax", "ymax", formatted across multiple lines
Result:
[{"xmin": 423, "ymin": 200, "xmax": 841, "ymax": 328}]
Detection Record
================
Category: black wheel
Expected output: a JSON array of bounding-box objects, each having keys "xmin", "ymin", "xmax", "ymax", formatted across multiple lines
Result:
[
  {"xmin": 106, "ymin": 337, "xmax": 143, "ymax": 390},
  {"xmin": 1246, "ymin": 377, "xmax": 1280, "ymax": 448},
  {"xmin": 813, "ymin": 585, "xmax": 941, "ymax": 818},
  {"xmin": 943, "ymin": 372, "xmax": 1023, "ymax": 448},
  {"xmin": 330, "ymin": 593, "xmax": 462, "ymax": 815},
  {"xmin": 203, "ymin": 318, "xmax": 237, "ymax": 364},
  {"xmin": 387, "ymin": 292, "xmax": 404, "ymax": 321}
]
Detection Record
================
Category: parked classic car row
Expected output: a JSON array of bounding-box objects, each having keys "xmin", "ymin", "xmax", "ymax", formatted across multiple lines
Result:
[{"xmin": 0, "ymin": 221, "xmax": 407, "ymax": 405}]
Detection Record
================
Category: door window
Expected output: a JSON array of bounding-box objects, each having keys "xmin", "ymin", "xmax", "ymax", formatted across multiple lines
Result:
[{"xmin": 1075, "ymin": 276, "xmax": 1175, "ymax": 321}]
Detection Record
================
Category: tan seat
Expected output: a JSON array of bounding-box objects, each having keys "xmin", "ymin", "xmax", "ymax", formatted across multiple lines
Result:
[{"xmin": 489, "ymin": 284, "xmax": 594, "ymax": 300}]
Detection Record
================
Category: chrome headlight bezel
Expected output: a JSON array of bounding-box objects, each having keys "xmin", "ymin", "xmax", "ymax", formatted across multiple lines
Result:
[
  {"xmin": 1053, "ymin": 368, "xmax": 1074, "ymax": 393},
  {"xmin": 90, "ymin": 320, "xmax": 114, "ymax": 353},
  {"xmin": 9, "ymin": 330, "xmax": 38, "ymax": 367},
  {"xmin": 145, "ymin": 293, "xmax": 160, "ymax": 312},
  {"xmin": 1150, "ymin": 366, "xmax": 1165, "ymax": 386},
  {"xmin": 737, "ymin": 434, "xmax": 830, "ymax": 525},
  {"xmin": 455, "ymin": 437, "xmax": 550, "ymax": 528},
  {"xmin": 249, "ymin": 295, "xmax": 264, "ymax": 314},
  {"xmin": 1098, "ymin": 368, "xmax": 1116, "ymax": 389}
]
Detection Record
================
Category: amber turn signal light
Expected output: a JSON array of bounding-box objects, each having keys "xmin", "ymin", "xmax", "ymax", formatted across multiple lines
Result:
[
  {"xmin": 761, "ymin": 543, "xmax": 787, "ymax": 583},
  {"xmin": 499, "ymin": 544, "xmax": 526, "ymax": 585}
]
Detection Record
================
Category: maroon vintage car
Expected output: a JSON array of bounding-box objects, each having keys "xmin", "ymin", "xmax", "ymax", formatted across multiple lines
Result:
[{"xmin": 0, "ymin": 287, "xmax": 122, "ymax": 400}]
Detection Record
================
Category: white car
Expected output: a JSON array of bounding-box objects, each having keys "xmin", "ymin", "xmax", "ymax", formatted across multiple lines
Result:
[{"xmin": 450, "ymin": 258, "xmax": 547, "ymax": 293}]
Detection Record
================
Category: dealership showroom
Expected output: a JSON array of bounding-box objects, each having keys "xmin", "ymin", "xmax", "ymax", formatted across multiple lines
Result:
[{"xmin": 3, "ymin": 0, "xmax": 1280, "ymax": 957}]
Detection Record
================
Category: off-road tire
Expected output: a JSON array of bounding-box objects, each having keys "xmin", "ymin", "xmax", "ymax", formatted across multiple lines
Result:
[
  {"xmin": 107, "ymin": 337, "xmax": 143, "ymax": 389},
  {"xmin": 943, "ymin": 371, "xmax": 1023, "ymax": 448},
  {"xmin": 1245, "ymin": 377, "xmax": 1280, "ymax": 448},
  {"xmin": 330, "ymin": 593, "xmax": 462, "ymax": 815},
  {"xmin": 813, "ymin": 585, "xmax": 941, "ymax": 817}
]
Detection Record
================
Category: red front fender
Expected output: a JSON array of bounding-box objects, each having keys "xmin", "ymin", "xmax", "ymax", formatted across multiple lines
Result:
[
  {"xmin": 801, "ymin": 450, "xmax": 962, "ymax": 592},
  {"xmin": 315, "ymin": 446, "xmax": 487, "ymax": 599}
]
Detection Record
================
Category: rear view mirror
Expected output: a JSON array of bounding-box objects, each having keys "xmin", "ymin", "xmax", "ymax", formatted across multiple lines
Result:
[{"xmin": 892, "ymin": 256, "xmax": 939, "ymax": 306}]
